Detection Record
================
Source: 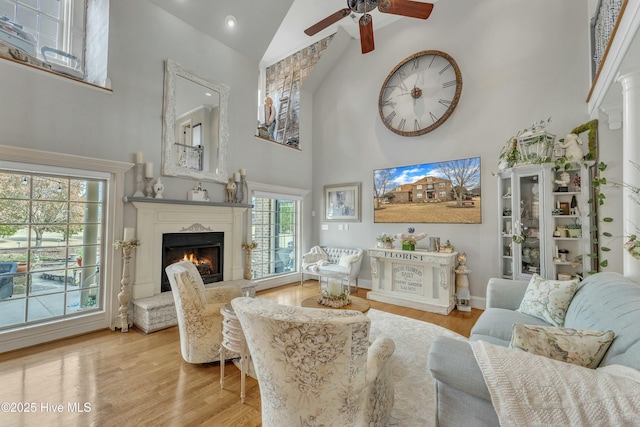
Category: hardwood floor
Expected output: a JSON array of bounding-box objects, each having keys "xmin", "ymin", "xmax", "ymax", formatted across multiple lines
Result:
[{"xmin": 0, "ymin": 281, "xmax": 481, "ymax": 426}]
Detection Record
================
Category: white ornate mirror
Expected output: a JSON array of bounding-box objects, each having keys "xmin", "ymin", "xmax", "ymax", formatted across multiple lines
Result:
[{"xmin": 162, "ymin": 58, "xmax": 229, "ymax": 183}]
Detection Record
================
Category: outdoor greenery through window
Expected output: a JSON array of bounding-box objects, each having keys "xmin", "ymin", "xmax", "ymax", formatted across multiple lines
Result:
[
  {"xmin": 0, "ymin": 170, "xmax": 104, "ymax": 330},
  {"xmin": 251, "ymin": 196, "xmax": 297, "ymax": 279}
]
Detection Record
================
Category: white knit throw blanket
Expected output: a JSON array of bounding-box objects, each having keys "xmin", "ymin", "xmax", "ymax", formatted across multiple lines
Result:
[
  {"xmin": 470, "ymin": 341, "xmax": 640, "ymax": 426},
  {"xmin": 301, "ymin": 246, "xmax": 329, "ymax": 271}
]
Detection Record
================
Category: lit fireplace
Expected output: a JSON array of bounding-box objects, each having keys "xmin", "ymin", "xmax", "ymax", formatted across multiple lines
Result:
[{"xmin": 161, "ymin": 231, "xmax": 224, "ymax": 292}]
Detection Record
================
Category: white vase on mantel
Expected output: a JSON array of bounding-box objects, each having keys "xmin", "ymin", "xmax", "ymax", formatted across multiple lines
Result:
[{"xmin": 153, "ymin": 178, "xmax": 164, "ymax": 199}]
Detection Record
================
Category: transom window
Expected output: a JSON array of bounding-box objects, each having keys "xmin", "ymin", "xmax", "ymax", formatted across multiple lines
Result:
[{"xmin": 0, "ymin": 170, "xmax": 104, "ymax": 330}]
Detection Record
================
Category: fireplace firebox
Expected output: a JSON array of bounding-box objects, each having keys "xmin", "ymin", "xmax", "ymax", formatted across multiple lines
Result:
[{"xmin": 161, "ymin": 232, "xmax": 224, "ymax": 292}]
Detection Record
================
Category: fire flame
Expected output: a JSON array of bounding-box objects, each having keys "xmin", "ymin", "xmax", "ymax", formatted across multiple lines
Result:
[{"xmin": 180, "ymin": 253, "xmax": 213, "ymax": 267}]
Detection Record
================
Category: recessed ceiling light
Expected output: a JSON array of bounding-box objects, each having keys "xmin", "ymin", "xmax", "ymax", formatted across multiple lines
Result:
[{"xmin": 225, "ymin": 15, "xmax": 237, "ymax": 29}]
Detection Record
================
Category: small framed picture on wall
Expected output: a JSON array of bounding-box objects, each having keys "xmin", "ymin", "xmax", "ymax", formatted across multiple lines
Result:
[{"xmin": 324, "ymin": 182, "xmax": 361, "ymax": 222}]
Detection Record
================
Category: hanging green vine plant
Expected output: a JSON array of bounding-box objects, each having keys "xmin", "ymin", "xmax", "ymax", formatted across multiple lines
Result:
[{"xmin": 589, "ymin": 161, "xmax": 613, "ymax": 272}]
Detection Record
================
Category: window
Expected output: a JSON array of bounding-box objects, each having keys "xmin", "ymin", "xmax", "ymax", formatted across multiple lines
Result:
[
  {"xmin": 0, "ymin": 0, "xmax": 85, "ymax": 68},
  {"xmin": 0, "ymin": 170, "xmax": 104, "ymax": 330},
  {"xmin": 251, "ymin": 196, "xmax": 297, "ymax": 279},
  {"xmin": 416, "ymin": 184, "xmax": 422, "ymax": 189},
  {"xmin": 0, "ymin": 0, "xmax": 110, "ymax": 87}
]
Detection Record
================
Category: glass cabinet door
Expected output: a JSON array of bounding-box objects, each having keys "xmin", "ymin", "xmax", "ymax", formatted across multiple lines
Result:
[{"xmin": 517, "ymin": 172, "xmax": 542, "ymax": 278}]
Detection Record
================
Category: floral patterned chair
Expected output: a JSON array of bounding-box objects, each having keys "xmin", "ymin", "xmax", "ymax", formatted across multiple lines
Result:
[
  {"xmin": 231, "ymin": 297, "xmax": 395, "ymax": 427},
  {"xmin": 165, "ymin": 261, "xmax": 243, "ymax": 364}
]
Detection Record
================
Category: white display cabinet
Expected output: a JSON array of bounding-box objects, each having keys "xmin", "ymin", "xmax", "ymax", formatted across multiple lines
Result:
[{"xmin": 497, "ymin": 162, "xmax": 594, "ymax": 281}]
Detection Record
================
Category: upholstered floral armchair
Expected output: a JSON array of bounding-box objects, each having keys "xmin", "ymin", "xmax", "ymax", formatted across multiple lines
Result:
[
  {"xmin": 231, "ymin": 297, "xmax": 395, "ymax": 427},
  {"xmin": 165, "ymin": 261, "xmax": 243, "ymax": 364}
]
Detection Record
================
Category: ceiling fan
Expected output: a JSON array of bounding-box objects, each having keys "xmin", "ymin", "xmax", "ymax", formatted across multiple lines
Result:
[{"xmin": 304, "ymin": 0, "xmax": 434, "ymax": 54}]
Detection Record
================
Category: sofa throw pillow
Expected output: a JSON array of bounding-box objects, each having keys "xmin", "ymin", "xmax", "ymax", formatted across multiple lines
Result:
[
  {"xmin": 338, "ymin": 253, "xmax": 358, "ymax": 268},
  {"xmin": 516, "ymin": 274, "xmax": 579, "ymax": 327},
  {"xmin": 509, "ymin": 324, "xmax": 615, "ymax": 369}
]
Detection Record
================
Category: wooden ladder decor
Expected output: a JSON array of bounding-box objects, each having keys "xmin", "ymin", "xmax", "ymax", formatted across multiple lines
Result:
[{"xmin": 275, "ymin": 70, "xmax": 297, "ymax": 143}]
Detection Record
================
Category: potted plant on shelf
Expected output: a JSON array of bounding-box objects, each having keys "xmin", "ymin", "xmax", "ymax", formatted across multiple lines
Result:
[
  {"xmin": 498, "ymin": 138, "xmax": 520, "ymax": 170},
  {"xmin": 567, "ymin": 220, "xmax": 582, "ymax": 238}
]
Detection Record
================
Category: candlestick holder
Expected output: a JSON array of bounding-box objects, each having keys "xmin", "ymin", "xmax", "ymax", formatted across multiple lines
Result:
[
  {"xmin": 236, "ymin": 175, "xmax": 246, "ymax": 204},
  {"xmin": 132, "ymin": 163, "xmax": 145, "ymax": 197},
  {"xmin": 144, "ymin": 177, "xmax": 153, "ymax": 198},
  {"xmin": 114, "ymin": 239, "xmax": 141, "ymax": 332}
]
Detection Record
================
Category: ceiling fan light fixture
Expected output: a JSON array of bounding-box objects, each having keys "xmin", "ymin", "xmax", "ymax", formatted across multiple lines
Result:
[{"xmin": 224, "ymin": 15, "xmax": 237, "ymax": 29}]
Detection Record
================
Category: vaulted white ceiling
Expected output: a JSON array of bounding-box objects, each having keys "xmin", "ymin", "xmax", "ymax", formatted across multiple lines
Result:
[{"xmin": 147, "ymin": 0, "xmax": 438, "ymax": 65}]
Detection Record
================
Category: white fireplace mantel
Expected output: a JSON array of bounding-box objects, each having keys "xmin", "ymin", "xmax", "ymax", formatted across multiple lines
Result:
[{"xmin": 129, "ymin": 199, "xmax": 249, "ymax": 299}]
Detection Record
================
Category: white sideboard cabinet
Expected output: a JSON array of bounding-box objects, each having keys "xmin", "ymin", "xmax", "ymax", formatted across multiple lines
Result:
[{"xmin": 367, "ymin": 248, "xmax": 457, "ymax": 314}]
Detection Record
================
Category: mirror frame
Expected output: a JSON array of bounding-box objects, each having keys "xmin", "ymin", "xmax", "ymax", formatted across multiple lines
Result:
[{"xmin": 162, "ymin": 58, "xmax": 229, "ymax": 183}]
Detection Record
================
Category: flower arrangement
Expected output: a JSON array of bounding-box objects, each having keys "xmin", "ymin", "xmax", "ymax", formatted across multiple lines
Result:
[
  {"xmin": 573, "ymin": 174, "xmax": 581, "ymax": 188},
  {"xmin": 241, "ymin": 241, "xmax": 258, "ymax": 253},
  {"xmin": 376, "ymin": 233, "xmax": 395, "ymax": 244},
  {"xmin": 318, "ymin": 290, "xmax": 351, "ymax": 308},
  {"xmin": 624, "ymin": 235, "xmax": 640, "ymax": 259},
  {"xmin": 113, "ymin": 239, "xmax": 141, "ymax": 250}
]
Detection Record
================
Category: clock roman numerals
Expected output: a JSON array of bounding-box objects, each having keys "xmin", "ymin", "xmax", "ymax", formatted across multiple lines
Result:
[
  {"xmin": 442, "ymin": 80, "xmax": 457, "ymax": 89},
  {"xmin": 439, "ymin": 63, "xmax": 452, "ymax": 75},
  {"xmin": 398, "ymin": 118, "xmax": 406, "ymax": 131},
  {"xmin": 384, "ymin": 111, "xmax": 396, "ymax": 124},
  {"xmin": 439, "ymin": 99, "xmax": 452, "ymax": 107},
  {"xmin": 429, "ymin": 112, "xmax": 438, "ymax": 123},
  {"xmin": 414, "ymin": 119, "xmax": 421, "ymax": 132},
  {"xmin": 411, "ymin": 57, "xmax": 420, "ymax": 70}
]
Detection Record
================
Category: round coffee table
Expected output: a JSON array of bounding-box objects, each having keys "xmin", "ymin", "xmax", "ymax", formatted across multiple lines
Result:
[{"xmin": 300, "ymin": 295, "xmax": 370, "ymax": 313}]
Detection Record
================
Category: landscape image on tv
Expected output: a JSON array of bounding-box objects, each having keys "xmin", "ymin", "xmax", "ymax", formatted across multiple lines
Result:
[{"xmin": 373, "ymin": 157, "xmax": 481, "ymax": 223}]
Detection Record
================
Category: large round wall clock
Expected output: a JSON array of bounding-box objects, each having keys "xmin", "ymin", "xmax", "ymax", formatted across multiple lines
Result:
[{"xmin": 378, "ymin": 50, "xmax": 463, "ymax": 137}]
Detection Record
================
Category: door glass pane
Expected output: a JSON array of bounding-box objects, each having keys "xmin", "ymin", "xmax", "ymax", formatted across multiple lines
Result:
[
  {"xmin": 519, "ymin": 174, "xmax": 540, "ymax": 276},
  {"xmin": 0, "ymin": 171, "xmax": 105, "ymax": 329}
]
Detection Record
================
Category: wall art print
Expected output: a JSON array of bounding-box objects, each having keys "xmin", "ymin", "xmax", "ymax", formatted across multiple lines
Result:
[
  {"xmin": 324, "ymin": 182, "xmax": 361, "ymax": 222},
  {"xmin": 373, "ymin": 157, "xmax": 481, "ymax": 224}
]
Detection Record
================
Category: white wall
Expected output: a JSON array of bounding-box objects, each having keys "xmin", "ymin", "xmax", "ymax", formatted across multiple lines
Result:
[
  {"xmin": 308, "ymin": 0, "xmax": 610, "ymax": 305},
  {"xmin": 0, "ymin": 0, "xmax": 314, "ymax": 248}
]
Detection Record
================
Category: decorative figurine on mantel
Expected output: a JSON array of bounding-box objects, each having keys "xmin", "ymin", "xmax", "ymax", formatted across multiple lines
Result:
[
  {"xmin": 455, "ymin": 252, "xmax": 471, "ymax": 312},
  {"xmin": 225, "ymin": 178, "xmax": 236, "ymax": 203},
  {"xmin": 188, "ymin": 182, "xmax": 209, "ymax": 201},
  {"xmin": 153, "ymin": 177, "xmax": 164, "ymax": 199}
]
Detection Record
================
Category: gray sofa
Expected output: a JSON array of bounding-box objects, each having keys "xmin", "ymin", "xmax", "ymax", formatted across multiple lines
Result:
[{"xmin": 428, "ymin": 272, "xmax": 640, "ymax": 426}]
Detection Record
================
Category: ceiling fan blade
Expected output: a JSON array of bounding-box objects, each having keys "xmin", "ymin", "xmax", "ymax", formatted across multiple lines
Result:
[
  {"xmin": 304, "ymin": 8, "xmax": 351, "ymax": 36},
  {"xmin": 378, "ymin": 0, "xmax": 434, "ymax": 19},
  {"xmin": 359, "ymin": 14, "xmax": 374, "ymax": 54}
]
